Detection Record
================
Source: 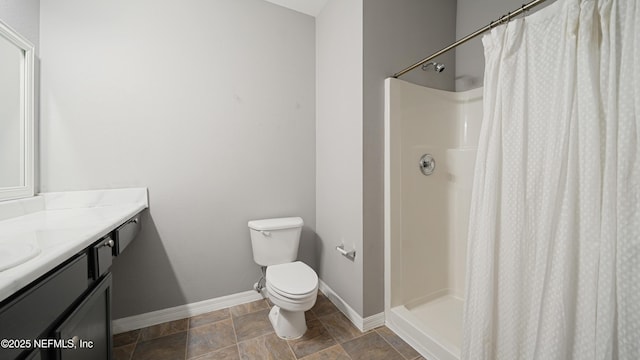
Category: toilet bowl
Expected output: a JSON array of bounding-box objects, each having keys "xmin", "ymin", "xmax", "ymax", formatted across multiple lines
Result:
[{"xmin": 265, "ymin": 261, "xmax": 318, "ymax": 339}]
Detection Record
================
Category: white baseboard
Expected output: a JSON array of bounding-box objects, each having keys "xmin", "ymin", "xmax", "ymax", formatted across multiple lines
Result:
[
  {"xmin": 363, "ymin": 312, "xmax": 386, "ymax": 330},
  {"xmin": 112, "ymin": 290, "xmax": 263, "ymax": 334},
  {"xmin": 113, "ymin": 280, "xmax": 386, "ymax": 335},
  {"xmin": 317, "ymin": 280, "xmax": 385, "ymax": 332}
]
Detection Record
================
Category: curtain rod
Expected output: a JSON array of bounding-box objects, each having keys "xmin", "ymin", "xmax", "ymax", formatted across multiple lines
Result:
[{"xmin": 392, "ymin": 0, "xmax": 548, "ymax": 79}]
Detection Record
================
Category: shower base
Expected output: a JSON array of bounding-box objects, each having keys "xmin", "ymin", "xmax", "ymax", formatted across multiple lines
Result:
[{"xmin": 386, "ymin": 294, "xmax": 463, "ymax": 360}]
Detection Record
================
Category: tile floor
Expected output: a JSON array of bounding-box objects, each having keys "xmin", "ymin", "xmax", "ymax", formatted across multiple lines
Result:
[{"xmin": 113, "ymin": 293, "xmax": 425, "ymax": 360}]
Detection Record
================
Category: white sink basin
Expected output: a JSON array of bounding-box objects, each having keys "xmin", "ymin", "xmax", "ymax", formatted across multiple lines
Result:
[{"xmin": 0, "ymin": 241, "xmax": 41, "ymax": 272}]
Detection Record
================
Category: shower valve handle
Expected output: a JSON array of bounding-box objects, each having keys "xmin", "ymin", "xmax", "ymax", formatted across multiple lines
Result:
[{"xmin": 419, "ymin": 154, "xmax": 436, "ymax": 176}]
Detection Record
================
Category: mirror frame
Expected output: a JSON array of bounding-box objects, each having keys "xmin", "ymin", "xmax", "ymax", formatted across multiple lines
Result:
[{"xmin": 0, "ymin": 19, "xmax": 34, "ymax": 202}]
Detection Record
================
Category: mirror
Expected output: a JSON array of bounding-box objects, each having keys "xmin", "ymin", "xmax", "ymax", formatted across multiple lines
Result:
[{"xmin": 0, "ymin": 19, "xmax": 34, "ymax": 201}]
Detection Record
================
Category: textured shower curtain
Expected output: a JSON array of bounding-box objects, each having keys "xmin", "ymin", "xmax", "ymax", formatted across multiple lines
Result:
[{"xmin": 462, "ymin": 0, "xmax": 639, "ymax": 359}]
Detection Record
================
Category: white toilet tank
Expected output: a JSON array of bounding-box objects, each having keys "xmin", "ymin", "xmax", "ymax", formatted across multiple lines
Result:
[{"xmin": 248, "ymin": 217, "xmax": 304, "ymax": 266}]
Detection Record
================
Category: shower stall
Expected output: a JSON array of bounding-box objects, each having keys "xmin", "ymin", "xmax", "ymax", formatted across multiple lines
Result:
[{"xmin": 384, "ymin": 78, "xmax": 482, "ymax": 360}]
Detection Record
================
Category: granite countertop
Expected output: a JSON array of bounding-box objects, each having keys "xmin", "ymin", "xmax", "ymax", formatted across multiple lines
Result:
[{"xmin": 0, "ymin": 188, "xmax": 148, "ymax": 303}]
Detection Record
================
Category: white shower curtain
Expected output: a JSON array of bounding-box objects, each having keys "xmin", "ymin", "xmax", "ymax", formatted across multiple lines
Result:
[{"xmin": 462, "ymin": 0, "xmax": 639, "ymax": 359}]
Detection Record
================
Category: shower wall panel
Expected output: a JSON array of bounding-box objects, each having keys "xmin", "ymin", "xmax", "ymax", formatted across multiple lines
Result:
[{"xmin": 387, "ymin": 78, "xmax": 482, "ymax": 307}]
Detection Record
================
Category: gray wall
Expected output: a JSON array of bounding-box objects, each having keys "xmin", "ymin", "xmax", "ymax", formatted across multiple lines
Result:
[
  {"xmin": 0, "ymin": 0, "xmax": 39, "ymax": 49},
  {"xmin": 316, "ymin": 0, "xmax": 365, "ymax": 316},
  {"xmin": 315, "ymin": 0, "xmax": 457, "ymax": 318},
  {"xmin": 456, "ymin": 0, "xmax": 555, "ymax": 90},
  {"xmin": 362, "ymin": 0, "xmax": 456, "ymax": 317},
  {"xmin": 40, "ymin": 0, "xmax": 316, "ymax": 319}
]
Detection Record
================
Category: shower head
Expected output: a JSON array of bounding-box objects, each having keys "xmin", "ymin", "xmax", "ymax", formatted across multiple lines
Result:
[{"xmin": 421, "ymin": 62, "xmax": 445, "ymax": 73}]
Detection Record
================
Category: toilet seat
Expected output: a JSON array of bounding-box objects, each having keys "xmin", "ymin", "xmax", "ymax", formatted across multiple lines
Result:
[
  {"xmin": 266, "ymin": 261, "xmax": 318, "ymax": 298},
  {"xmin": 267, "ymin": 281, "xmax": 317, "ymax": 301},
  {"xmin": 267, "ymin": 282, "xmax": 318, "ymax": 306}
]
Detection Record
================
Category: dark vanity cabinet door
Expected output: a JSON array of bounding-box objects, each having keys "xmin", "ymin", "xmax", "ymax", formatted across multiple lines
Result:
[
  {"xmin": 113, "ymin": 216, "xmax": 140, "ymax": 256},
  {"xmin": 0, "ymin": 255, "xmax": 89, "ymax": 360},
  {"xmin": 52, "ymin": 274, "xmax": 112, "ymax": 360},
  {"xmin": 91, "ymin": 236, "xmax": 114, "ymax": 279},
  {"xmin": 24, "ymin": 350, "xmax": 41, "ymax": 360}
]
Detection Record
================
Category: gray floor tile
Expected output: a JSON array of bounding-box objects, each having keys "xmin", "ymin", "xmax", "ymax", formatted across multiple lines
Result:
[
  {"xmin": 186, "ymin": 318, "xmax": 236, "ymax": 359},
  {"xmin": 114, "ymin": 329, "xmax": 140, "ymax": 347},
  {"xmin": 318, "ymin": 312, "xmax": 363, "ymax": 343},
  {"xmin": 342, "ymin": 332, "xmax": 404, "ymax": 360},
  {"xmin": 287, "ymin": 320, "xmax": 336, "ymax": 358},
  {"xmin": 230, "ymin": 300, "xmax": 270, "ymax": 318},
  {"xmin": 139, "ymin": 319, "xmax": 188, "ymax": 342},
  {"xmin": 376, "ymin": 326, "xmax": 421, "ymax": 360},
  {"xmin": 237, "ymin": 333, "xmax": 295, "ymax": 360},
  {"xmin": 233, "ymin": 308, "xmax": 274, "ymax": 342},
  {"xmin": 190, "ymin": 309, "xmax": 230, "ymax": 328},
  {"xmin": 131, "ymin": 332, "xmax": 187, "ymax": 360}
]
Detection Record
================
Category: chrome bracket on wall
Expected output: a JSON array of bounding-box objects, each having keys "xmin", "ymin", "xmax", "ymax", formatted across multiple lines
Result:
[
  {"xmin": 419, "ymin": 154, "xmax": 436, "ymax": 176},
  {"xmin": 336, "ymin": 244, "xmax": 356, "ymax": 261}
]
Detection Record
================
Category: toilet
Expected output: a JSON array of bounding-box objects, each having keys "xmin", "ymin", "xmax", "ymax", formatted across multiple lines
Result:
[{"xmin": 248, "ymin": 217, "xmax": 318, "ymax": 339}]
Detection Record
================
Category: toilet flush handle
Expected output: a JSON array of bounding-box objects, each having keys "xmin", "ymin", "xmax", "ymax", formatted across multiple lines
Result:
[{"xmin": 261, "ymin": 230, "xmax": 271, "ymax": 236}]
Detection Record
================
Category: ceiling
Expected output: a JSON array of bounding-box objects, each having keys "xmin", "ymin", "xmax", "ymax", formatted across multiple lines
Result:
[{"xmin": 263, "ymin": 0, "xmax": 328, "ymax": 17}]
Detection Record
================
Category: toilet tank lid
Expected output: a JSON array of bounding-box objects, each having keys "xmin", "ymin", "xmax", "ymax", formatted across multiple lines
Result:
[{"xmin": 248, "ymin": 217, "xmax": 304, "ymax": 231}]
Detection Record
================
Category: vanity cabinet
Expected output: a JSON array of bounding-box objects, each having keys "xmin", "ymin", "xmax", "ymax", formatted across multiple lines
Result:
[
  {"xmin": 0, "ymin": 255, "xmax": 89, "ymax": 360},
  {"xmin": 53, "ymin": 274, "xmax": 111, "ymax": 360},
  {"xmin": 0, "ymin": 212, "xmax": 142, "ymax": 360},
  {"xmin": 91, "ymin": 237, "xmax": 114, "ymax": 280},
  {"xmin": 113, "ymin": 216, "xmax": 140, "ymax": 256},
  {"xmin": 24, "ymin": 350, "xmax": 40, "ymax": 360}
]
